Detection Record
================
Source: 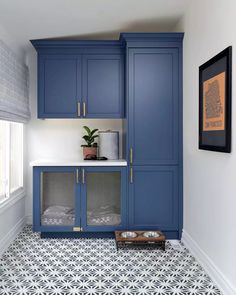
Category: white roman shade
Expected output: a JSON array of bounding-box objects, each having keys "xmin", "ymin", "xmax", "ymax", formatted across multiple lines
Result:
[{"xmin": 0, "ymin": 40, "xmax": 30, "ymax": 123}]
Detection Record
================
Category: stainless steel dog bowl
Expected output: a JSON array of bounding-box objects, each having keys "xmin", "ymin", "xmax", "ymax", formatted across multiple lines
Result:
[
  {"xmin": 121, "ymin": 231, "xmax": 137, "ymax": 238},
  {"xmin": 143, "ymin": 231, "xmax": 160, "ymax": 238}
]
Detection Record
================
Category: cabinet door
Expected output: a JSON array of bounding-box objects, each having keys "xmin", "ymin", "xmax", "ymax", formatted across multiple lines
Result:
[
  {"xmin": 128, "ymin": 48, "xmax": 179, "ymax": 165},
  {"xmin": 82, "ymin": 55, "xmax": 124, "ymax": 118},
  {"xmin": 80, "ymin": 167, "xmax": 127, "ymax": 231},
  {"xmin": 129, "ymin": 166, "xmax": 178, "ymax": 231},
  {"xmin": 38, "ymin": 55, "xmax": 82, "ymax": 118},
  {"xmin": 33, "ymin": 167, "xmax": 80, "ymax": 232}
]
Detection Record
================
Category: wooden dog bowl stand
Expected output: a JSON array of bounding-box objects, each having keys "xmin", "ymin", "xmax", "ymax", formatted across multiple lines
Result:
[{"xmin": 115, "ymin": 230, "xmax": 166, "ymax": 251}]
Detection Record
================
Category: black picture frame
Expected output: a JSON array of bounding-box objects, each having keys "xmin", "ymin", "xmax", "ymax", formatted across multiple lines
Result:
[{"xmin": 199, "ymin": 46, "xmax": 232, "ymax": 153}]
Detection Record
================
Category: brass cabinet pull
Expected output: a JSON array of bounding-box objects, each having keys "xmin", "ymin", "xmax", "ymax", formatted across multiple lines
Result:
[
  {"xmin": 130, "ymin": 167, "xmax": 133, "ymax": 183},
  {"xmin": 77, "ymin": 102, "xmax": 81, "ymax": 117},
  {"xmin": 83, "ymin": 102, "xmax": 86, "ymax": 117},
  {"xmin": 82, "ymin": 168, "xmax": 85, "ymax": 184},
  {"xmin": 130, "ymin": 148, "xmax": 133, "ymax": 165},
  {"xmin": 73, "ymin": 227, "xmax": 81, "ymax": 232},
  {"xmin": 76, "ymin": 169, "xmax": 79, "ymax": 184}
]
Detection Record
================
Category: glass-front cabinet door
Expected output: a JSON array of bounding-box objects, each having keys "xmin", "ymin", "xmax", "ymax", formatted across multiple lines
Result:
[
  {"xmin": 81, "ymin": 167, "xmax": 126, "ymax": 231},
  {"xmin": 33, "ymin": 167, "xmax": 80, "ymax": 231}
]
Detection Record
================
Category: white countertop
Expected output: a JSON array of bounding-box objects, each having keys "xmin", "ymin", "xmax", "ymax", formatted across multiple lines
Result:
[{"xmin": 30, "ymin": 159, "xmax": 127, "ymax": 167}]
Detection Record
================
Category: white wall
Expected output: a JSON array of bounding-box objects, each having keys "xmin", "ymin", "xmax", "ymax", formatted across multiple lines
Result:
[
  {"xmin": 25, "ymin": 48, "xmax": 124, "ymax": 221},
  {"xmin": 0, "ymin": 23, "xmax": 26, "ymax": 253},
  {"xmin": 176, "ymin": 1, "xmax": 236, "ymax": 294}
]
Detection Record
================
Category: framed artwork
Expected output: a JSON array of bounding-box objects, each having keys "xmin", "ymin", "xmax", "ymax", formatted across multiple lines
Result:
[{"xmin": 199, "ymin": 46, "xmax": 232, "ymax": 152}]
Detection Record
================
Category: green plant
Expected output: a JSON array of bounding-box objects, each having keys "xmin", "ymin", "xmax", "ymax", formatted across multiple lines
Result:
[{"xmin": 81, "ymin": 126, "xmax": 99, "ymax": 147}]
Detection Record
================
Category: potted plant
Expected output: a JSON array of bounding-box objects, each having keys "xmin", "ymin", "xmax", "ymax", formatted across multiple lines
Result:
[{"xmin": 81, "ymin": 126, "xmax": 99, "ymax": 159}]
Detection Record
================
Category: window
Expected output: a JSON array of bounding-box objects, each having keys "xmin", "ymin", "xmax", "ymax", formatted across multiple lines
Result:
[{"xmin": 0, "ymin": 120, "xmax": 23, "ymax": 203}]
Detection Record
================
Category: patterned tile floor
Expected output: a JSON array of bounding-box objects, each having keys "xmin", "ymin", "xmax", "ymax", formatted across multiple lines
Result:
[{"xmin": 0, "ymin": 226, "xmax": 221, "ymax": 295}]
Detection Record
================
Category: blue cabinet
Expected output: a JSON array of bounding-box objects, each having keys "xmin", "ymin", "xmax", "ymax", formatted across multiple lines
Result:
[
  {"xmin": 32, "ymin": 40, "xmax": 125, "ymax": 119},
  {"xmin": 128, "ymin": 166, "xmax": 178, "ymax": 231},
  {"xmin": 80, "ymin": 166, "xmax": 127, "ymax": 231},
  {"xmin": 38, "ymin": 55, "xmax": 81, "ymax": 118},
  {"xmin": 127, "ymin": 48, "xmax": 179, "ymax": 165},
  {"xmin": 82, "ymin": 55, "xmax": 124, "ymax": 118},
  {"xmin": 32, "ymin": 33, "xmax": 183, "ymax": 239},
  {"xmin": 33, "ymin": 166, "xmax": 127, "ymax": 233},
  {"xmin": 33, "ymin": 166, "xmax": 80, "ymax": 232},
  {"xmin": 124, "ymin": 33, "xmax": 183, "ymax": 239}
]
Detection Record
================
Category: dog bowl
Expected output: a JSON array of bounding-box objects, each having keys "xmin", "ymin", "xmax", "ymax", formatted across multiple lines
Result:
[
  {"xmin": 143, "ymin": 231, "xmax": 160, "ymax": 238},
  {"xmin": 121, "ymin": 231, "xmax": 137, "ymax": 238}
]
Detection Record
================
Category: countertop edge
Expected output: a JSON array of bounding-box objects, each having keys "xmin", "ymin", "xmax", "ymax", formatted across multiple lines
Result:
[{"xmin": 30, "ymin": 160, "xmax": 128, "ymax": 167}]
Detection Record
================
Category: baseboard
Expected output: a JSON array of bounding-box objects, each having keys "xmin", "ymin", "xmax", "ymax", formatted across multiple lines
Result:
[
  {"xmin": 25, "ymin": 214, "xmax": 32, "ymax": 225},
  {"xmin": 182, "ymin": 230, "xmax": 236, "ymax": 295},
  {"xmin": 0, "ymin": 216, "xmax": 26, "ymax": 257}
]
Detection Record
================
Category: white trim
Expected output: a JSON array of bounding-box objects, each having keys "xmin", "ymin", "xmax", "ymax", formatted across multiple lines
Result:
[
  {"xmin": 0, "ymin": 188, "xmax": 25, "ymax": 214},
  {"xmin": 182, "ymin": 230, "xmax": 236, "ymax": 295},
  {"xmin": 25, "ymin": 214, "xmax": 32, "ymax": 225},
  {"xmin": 0, "ymin": 216, "xmax": 26, "ymax": 257}
]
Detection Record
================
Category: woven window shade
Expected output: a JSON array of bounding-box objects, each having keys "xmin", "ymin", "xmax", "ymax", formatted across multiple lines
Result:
[{"xmin": 0, "ymin": 40, "xmax": 30, "ymax": 123}]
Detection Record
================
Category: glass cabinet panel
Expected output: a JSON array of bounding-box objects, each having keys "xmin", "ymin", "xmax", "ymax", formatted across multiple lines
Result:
[
  {"xmin": 86, "ymin": 172, "xmax": 121, "ymax": 226},
  {"xmin": 41, "ymin": 172, "xmax": 75, "ymax": 226}
]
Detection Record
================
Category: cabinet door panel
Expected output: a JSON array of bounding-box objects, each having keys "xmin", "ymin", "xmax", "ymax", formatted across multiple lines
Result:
[
  {"xmin": 129, "ymin": 166, "xmax": 178, "ymax": 230},
  {"xmin": 80, "ymin": 167, "xmax": 127, "ymax": 231},
  {"xmin": 33, "ymin": 167, "xmax": 81, "ymax": 232},
  {"xmin": 83, "ymin": 55, "xmax": 124, "ymax": 118},
  {"xmin": 128, "ymin": 48, "xmax": 179, "ymax": 165},
  {"xmin": 38, "ymin": 56, "xmax": 81, "ymax": 118}
]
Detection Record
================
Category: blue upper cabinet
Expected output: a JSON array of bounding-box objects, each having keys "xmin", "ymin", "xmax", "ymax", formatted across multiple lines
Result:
[
  {"xmin": 127, "ymin": 47, "xmax": 179, "ymax": 165},
  {"xmin": 38, "ymin": 55, "xmax": 81, "ymax": 118},
  {"xmin": 31, "ymin": 40, "xmax": 124, "ymax": 119},
  {"xmin": 82, "ymin": 55, "xmax": 124, "ymax": 118}
]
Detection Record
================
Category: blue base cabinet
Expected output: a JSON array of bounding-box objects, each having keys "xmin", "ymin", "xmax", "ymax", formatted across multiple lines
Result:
[
  {"xmin": 33, "ymin": 166, "xmax": 127, "ymax": 233},
  {"xmin": 128, "ymin": 166, "xmax": 179, "ymax": 234}
]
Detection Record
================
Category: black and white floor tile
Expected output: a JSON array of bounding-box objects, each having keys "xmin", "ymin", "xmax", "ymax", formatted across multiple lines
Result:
[{"xmin": 0, "ymin": 226, "xmax": 221, "ymax": 295}]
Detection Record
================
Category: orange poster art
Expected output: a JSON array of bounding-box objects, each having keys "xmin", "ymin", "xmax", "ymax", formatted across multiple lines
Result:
[{"xmin": 203, "ymin": 71, "xmax": 225, "ymax": 131}]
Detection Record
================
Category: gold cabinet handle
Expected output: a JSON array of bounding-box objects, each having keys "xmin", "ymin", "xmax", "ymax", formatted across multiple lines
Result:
[
  {"xmin": 82, "ymin": 168, "xmax": 85, "ymax": 184},
  {"xmin": 130, "ymin": 167, "xmax": 133, "ymax": 184},
  {"xmin": 77, "ymin": 102, "xmax": 81, "ymax": 117},
  {"xmin": 130, "ymin": 148, "xmax": 133, "ymax": 165},
  {"xmin": 83, "ymin": 102, "xmax": 86, "ymax": 117},
  {"xmin": 76, "ymin": 169, "xmax": 79, "ymax": 184}
]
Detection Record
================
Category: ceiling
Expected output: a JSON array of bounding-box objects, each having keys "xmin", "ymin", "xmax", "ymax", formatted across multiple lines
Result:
[{"xmin": 0, "ymin": 0, "xmax": 189, "ymax": 51}]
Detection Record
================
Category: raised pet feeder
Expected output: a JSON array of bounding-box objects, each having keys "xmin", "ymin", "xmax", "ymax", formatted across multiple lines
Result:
[{"xmin": 115, "ymin": 230, "xmax": 166, "ymax": 251}]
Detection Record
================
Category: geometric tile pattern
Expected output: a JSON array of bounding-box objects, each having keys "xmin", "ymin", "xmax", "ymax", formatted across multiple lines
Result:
[{"xmin": 0, "ymin": 226, "xmax": 221, "ymax": 295}]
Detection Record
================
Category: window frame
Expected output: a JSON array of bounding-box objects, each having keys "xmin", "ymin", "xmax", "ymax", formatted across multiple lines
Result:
[{"xmin": 0, "ymin": 120, "xmax": 24, "ymax": 206}]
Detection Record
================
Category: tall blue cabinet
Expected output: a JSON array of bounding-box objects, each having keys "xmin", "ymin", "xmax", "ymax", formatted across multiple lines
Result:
[
  {"xmin": 31, "ymin": 33, "xmax": 183, "ymax": 239},
  {"xmin": 121, "ymin": 33, "xmax": 183, "ymax": 239}
]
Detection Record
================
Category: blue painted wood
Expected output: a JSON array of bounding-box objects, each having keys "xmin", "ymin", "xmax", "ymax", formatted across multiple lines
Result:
[
  {"xmin": 128, "ymin": 48, "xmax": 179, "ymax": 165},
  {"xmin": 80, "ymin": 166, "xmax": 127, "ymax": 232},
  {"xmin": 38, "ymin": 55, "xmax": 81, "ymax": 118},
  {"xmin": 40, "ymin": 230, "xmax": 178, "ymax": 239},
  {"xmin": 129, "ymin": 166, "xmax": 178, "ymax": 230},
  {"xmin": 33, "ymin": 166, "xmax": 80, "ymax": 232},
  {"xmin": 178, "ymin": 42, "xmax": 183, "ymax": 239},
  {"xmin": 41, "ymin": 232, "xmax": 115, "ymax": 239},
  {"xmin": 82, "ymin": 55, "xmax": 124, "ymax": 118}
]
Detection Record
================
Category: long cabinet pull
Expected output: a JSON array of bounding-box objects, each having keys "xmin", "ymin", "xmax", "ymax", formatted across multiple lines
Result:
[
  {"xmin": 83, "ymin": 102, "xmax": 86, "ymax": 117},
  {"xmin": 82, "ymin": 168, "xmax": 85, "ymax": 184},
  {"xmin": 76, "ymin": 169, "xmax": 79, "ymax": 184},
  {"xmin": 130, "ymin": 148, "xmax": 133, "ymax": 165},
  {"xmin": 77, "ymin": 102, "xmax": 81, "ymax": 117},
  {"xmin": 130, "ymin": 167, "xmax": 133, "ymax": 184}
]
